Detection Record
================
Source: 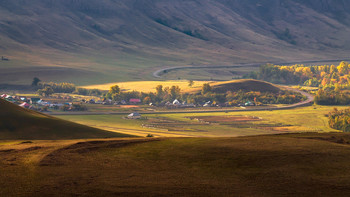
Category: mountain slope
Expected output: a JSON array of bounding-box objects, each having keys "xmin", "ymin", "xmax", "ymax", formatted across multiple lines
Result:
[
  {"xmin": 1, "ymin": 0, "xmax": 350, "ymax": 84},
  {"xmin": 0, "ymin": 99, "xmax": 131, "ymax": 139}
]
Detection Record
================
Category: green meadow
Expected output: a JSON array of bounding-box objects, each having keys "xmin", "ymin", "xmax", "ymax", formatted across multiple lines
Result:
[{"xmin": 59, "ymin": 105, "xmax": 344, "ymax": 137}]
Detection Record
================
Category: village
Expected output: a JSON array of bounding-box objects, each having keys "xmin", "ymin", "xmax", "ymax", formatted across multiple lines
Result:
[{"xmin": 1, "ymin": 92, "xmax": 258, "ymax": 113}]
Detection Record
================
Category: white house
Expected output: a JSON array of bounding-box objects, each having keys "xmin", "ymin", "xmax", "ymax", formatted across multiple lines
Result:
[
  {"xmin": 173, "ymin": 99, "xmax": 181, "ymax": 105},
  {"xmin": 127, "ymin": 112, "xmax": 141, "ymax": 119}
]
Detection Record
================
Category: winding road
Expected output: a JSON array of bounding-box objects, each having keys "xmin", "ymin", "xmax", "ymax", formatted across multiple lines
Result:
[{"xmin": 153, "ymin": 59, "xmax": 350, "ymax": 78}]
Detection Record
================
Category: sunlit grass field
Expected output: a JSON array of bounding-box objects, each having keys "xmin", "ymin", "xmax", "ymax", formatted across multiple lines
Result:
[
  {"xmin": 80, "ymin": 79, "xmax": 279, "ymax": 94},
  {"xmin": 58, "ymin": 105, "xmax": 345, "ymax": 137},
  {"xmin": 80, "ymin": 80, "xmax": 214, "ymax": 92}
]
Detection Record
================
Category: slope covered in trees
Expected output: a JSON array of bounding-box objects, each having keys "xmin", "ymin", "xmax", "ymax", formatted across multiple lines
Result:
[{"xmin": 251, "ymin": 61, "xmax": 350, "ymax": 105}]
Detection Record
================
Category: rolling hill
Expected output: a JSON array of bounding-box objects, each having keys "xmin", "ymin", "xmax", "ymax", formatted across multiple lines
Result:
[
  {"xmin": 182, "ymin": 79, "xmax": 282, "ymax": 94},
  {"xmin": 2, "ymin": 133, "xmax": 350, "ymax": 196},
  {"xmin": 1, "ymin": 0, "xmax": 350, "ymax": 84},
  {"xmin": 0, "ymin": 99, "xmax": 131, "ymax": 139},
  {"xmin": 210, "ymin": 79, "xmax": 281, "ymax": 93}
]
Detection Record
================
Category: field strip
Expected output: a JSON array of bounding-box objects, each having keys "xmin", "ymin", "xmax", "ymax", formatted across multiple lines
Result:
[{"xmin": 78, "ymin": 124, "xmax": 210, "ymax": 137}]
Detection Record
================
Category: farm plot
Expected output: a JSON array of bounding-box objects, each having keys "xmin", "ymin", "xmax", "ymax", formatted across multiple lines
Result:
[{"xmin": 187, "ymin": 115, "xmax": 305, "ymax": 132}]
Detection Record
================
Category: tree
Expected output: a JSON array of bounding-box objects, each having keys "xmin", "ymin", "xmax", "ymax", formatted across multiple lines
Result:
[
  {"xmin": 201, "ymin": 83, "xmax": 212, "ymax": 95},
  {"xmin": 109, "ymin": 85, "xmax": 120, "ymax": 94},
  {"xmin": 170, "ymin": 86, "xmax": 181, "ymax": 100},
  {"xmin": 32, "ymin": 77, "xmax": 41, "ymax": 86},
  {"xmin": 188, "ymin": 80, "xmax": 194, "ymax": 87},
  {"xmin": 330, "ymin": 64, "xmax": 337, "ymax": 74},
  {"xmin": 37, "ymin": 87, "xmax": 54, "ymax": 97},
  {"xmin": 155, "ymin": 85, "xmax": 163, "ymax": 97},
  {"xmin": 143, "ymin": 96, "xmax": 152, "ymax": 104}
]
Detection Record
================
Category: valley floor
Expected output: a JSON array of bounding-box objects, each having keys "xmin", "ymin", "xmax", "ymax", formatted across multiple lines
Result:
[
  {"xmin": 57, "ymin": 105, "xmax": 342, "ymax": 138},
  {"xmin": 2, "ymin": 133, "xmax": 350, "ymax": 196}
]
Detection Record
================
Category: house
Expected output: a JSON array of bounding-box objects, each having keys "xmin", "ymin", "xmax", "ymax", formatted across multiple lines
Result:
[
  {"xmin": 129, "ymin": 98, "xmax": 141, "ymax": 104},
  {"xmin": 5, "ymin": 95, "xmax": 14, "ymax": 101},
  {"xmin": 30, "ymin": 98, "xmax": 41, "ymax": 104},
  {"xmin": 127, "ymin": 112, "xmax": 141, "ymax": 119},
  {"xmin": 203, "ymin": 101, "xmax": 211, "ymax": 107},
  {"xmin": 245, "ymin": 101, "xmax": 255, "ymax": 106},
  {"xmin": 173, "ymin": 99, "xmax": 181, "ymax": 105},
  {"xmin": 19, "ymin": 102, "xmax": 30, "ymax": 108},
  {"xmin": 1, "ymin": 56, "xmax": 9, "ymax": 61}
]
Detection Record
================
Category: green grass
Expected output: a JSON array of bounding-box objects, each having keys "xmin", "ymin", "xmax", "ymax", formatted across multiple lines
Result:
[
  {"xmin": 58, "ymin": 105, "xmax": 344, "ymax": 137},
  {"xmin": 2, "ymin": 134, "xmax": 350, "ymax": 196}
]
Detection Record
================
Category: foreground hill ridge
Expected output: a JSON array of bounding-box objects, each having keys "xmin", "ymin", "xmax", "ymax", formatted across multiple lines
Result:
[
  {"xmin": 0, "ymin": 99, "xmax": 130, "ymax": 140},
  {"xmin": 3, "ymin": 134, "xmax": 350, "ymax": 196}
]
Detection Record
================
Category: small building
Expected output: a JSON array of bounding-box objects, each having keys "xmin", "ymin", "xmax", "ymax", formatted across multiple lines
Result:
[
  {"xmin": 5, "ymin": 95, "xmax": 14, "ymax": 101},
  {"xmin": 19, "ymin": 102, "xmax": 30, "ymax": 108},
  {"xmin": 127, "ymin": 112, "xmax": 141, "ymax": 119},
  {"xmin": 203, "ymin": 101, "xmax": 211, "ymax": 107},
  {"xmin": 245, "ymin": 101, "xmax": 255, "ymax": 106},
  {"xmin": 30, "ymin": 98, "xmax": 41, "ymax": 104},
  {"xmin": 173, "ymin": 99, "xmax": 181, "ymax": 105},
  {"xmin": 1, "ymin": 56, "xmax": 9, "ymax": 61},
  {"xmin": 129, "ymin": 98, "xmax": 141, "ymax": 104}
]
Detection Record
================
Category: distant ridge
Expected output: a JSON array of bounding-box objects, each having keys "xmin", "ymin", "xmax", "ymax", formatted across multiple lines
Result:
[{"xmin": 1, "ymin": 0, "xmax": 350, "ymax": 84}]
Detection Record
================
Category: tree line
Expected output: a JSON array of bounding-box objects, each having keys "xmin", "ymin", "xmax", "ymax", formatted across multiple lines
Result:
[
  {"xmin": 244, "ymin": 61, "xmax": 350, "ymax": 105},
  {"xmin": 328, "ymin": 108, "xmax": 350, "ymax": 132},
  {"xmin": 33, "ymin": 79, "xmax": 102, "ymax": 97},
  {"xmin": 104, "ymin": 83, "xmax": 305, "ymax": 106}
]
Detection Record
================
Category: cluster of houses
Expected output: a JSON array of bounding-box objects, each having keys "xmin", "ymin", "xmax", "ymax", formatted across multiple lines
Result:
[
  {"xmin": 163, "ymin": 99, "xmax": 196, "ymax": 108},
  {"xmin": 0, "ymin": 94, "xmax": 73, "ymax": 111},
  {"xmin": 162, "ymin": 99, "xmax": 255, "ymax": 108},
  {"xmin": 83, "ymin": 98, "xmax": 142, "ymax": 105}
]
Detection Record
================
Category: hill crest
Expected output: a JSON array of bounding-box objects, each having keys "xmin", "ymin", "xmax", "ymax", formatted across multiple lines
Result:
[{"xmin": 0, "ymin": 99, "xmax": 131, "ymax": 140}]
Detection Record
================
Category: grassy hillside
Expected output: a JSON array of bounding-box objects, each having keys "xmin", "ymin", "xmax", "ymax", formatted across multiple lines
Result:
[
  {"xmin": 0, "ymin": 99, "xmax": 132, "ymax": 139},
  {"xmin": 184, "ymin": 79, "xmax": 281, "ymax": 94},
  {"xmin": 1, "ymin": 0, "xmax": 350, "ymax": 84},
  {"xmin": 208, "ymin": 79, "xmax": 280, "ymax": 93},
  {"xmin": 2, "ymin": 133, "xmax": 350, "ymax": 196}
]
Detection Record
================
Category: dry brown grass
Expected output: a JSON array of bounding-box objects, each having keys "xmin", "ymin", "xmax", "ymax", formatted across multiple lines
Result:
[{"xmin": 2, "ymin": 133, "xmax": 350, "ymax": 196}]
